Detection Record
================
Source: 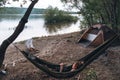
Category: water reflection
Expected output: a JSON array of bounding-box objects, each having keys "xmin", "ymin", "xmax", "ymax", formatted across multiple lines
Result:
[
  {"xmin": 0, "ymin": 14, "xmax": 80, "ymax": 44},
  {"xmin": 44, "ymin": 22, "xmax": 77, "ymax": 33}
]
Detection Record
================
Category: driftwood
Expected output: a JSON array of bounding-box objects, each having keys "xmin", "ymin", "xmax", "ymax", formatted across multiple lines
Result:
[{"xmin": 0, "ymin": 0, "xmax": 38, "ymax": 67}]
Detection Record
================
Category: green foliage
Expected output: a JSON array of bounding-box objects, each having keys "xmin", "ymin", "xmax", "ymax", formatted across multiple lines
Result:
[
  {"xmin": 61, "ymin": 0, "xmax": 120, "ymax": 33},
  {"xmin": 44, "ymin": 6, "xmax": 78, "ymax": 24},
  {"xmin": 80, "ymin": 0, "xmax": 103, "ymax": 27},
  {"xmin": 81, "ymin": 0, "xmax": 120, "ymax": 33},
  {"xmin": 84, "ymin": 68, "xmax": 97, "ymax": 80}
]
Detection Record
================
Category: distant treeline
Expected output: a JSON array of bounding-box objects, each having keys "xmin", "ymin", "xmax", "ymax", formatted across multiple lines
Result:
[
  {"xmin": 0, "ymin": 7, "xmax": 46, "ymax": 14},
  {"xmin": 0, "ymin": 7, "xmax": 78, "ymax": 14}
]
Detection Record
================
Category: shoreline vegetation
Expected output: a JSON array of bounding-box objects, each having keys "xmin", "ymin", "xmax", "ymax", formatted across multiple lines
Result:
[
  {"xmin": 44, "ymin": 7, "xmax": 78, "ymax": 24},
  {"xmin": 0, "ymin": 7, "xmax": 78, "ymax": 14}
]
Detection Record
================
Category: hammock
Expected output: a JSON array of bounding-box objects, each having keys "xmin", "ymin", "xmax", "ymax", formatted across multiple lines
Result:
[{"xmin": 15, "ymin": 35, "xmax": 118, "ymax": 79}]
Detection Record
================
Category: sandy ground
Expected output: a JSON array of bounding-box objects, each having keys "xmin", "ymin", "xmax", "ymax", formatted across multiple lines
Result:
[{"xmin": 0, "ymin": 31, "xmax": 120, "ymax": 80}]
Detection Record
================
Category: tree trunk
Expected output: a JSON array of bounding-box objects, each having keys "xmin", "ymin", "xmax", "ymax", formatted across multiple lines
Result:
[{"xmin": 0, "ymin": 0, "xmax": 38, "ymax": 67}]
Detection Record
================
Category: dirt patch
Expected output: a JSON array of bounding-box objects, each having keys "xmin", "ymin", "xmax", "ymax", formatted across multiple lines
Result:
[{"xmin": 0, "ymin": 32, "xmax": 120, "ymax": 80}]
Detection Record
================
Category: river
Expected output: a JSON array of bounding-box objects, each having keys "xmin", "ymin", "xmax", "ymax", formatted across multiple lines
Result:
[{"xmin": 0, "ymin": 14, "xmax": 80, "ymax": 44}]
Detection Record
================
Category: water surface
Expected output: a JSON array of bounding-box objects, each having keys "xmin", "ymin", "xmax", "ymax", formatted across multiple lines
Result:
[{"xmin": 0, "ymin": 14, "xmax": 80, "ymax": 44}]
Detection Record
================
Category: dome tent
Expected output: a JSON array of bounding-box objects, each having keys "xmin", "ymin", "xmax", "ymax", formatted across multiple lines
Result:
[{"xmin": 78, "ymin": 24, "xmax": 116, "ymax": 47}]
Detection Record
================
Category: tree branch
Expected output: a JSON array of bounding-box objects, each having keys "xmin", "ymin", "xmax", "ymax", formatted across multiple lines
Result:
[{"xmin": 0, "ymin": 0, "xmax": 38, "ymax": 67}]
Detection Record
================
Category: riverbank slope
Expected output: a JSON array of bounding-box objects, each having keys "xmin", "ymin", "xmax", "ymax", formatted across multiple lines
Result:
[{"xmin": 1, "ymin": 31, "xmax": 120, "ymax": 80}]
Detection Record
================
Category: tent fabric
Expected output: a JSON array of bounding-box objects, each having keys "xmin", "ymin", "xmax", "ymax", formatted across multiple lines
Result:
[{"xmin": 78, "ymin": 24, "xmax": 116, "ymax": 47}]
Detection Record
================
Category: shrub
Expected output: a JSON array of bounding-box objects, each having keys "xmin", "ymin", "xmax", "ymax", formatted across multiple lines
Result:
[{"xmin": 44, "ymin": 6, "xmax": 78, "ymax": 24}]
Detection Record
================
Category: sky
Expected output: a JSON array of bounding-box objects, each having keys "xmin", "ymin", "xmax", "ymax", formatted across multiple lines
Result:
[{"xmin": 5, "ymin": 0, "xmax": 65, "ymax": 10}]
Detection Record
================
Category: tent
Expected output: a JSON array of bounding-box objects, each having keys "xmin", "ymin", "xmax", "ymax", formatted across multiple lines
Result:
[{"xmin": 78, "ymin": 24, "xmax": 116, "ymax": 47}]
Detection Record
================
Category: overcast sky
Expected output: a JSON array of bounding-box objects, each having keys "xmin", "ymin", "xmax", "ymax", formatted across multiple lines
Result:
[{"xmin": 5, "ymin": 0, "xmax": 65, "ymax": 10}]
